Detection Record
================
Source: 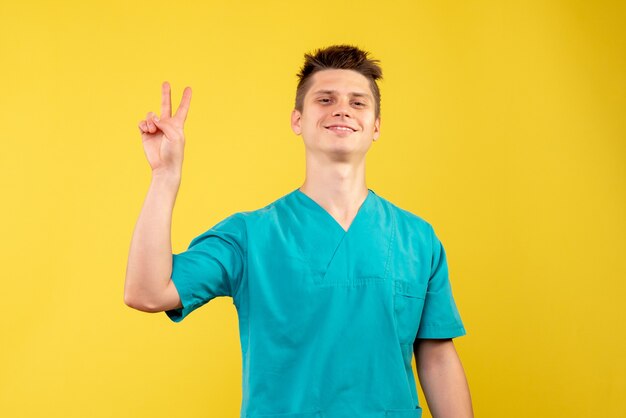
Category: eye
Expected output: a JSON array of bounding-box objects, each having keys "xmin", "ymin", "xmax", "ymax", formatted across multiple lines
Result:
[
  {"xmin": 318, "ymin": 98, "xmax": 332, "ymax": 103},
  {"xmin": 353, "ymin": 101, "xmax": 365, "ymax": 106}
]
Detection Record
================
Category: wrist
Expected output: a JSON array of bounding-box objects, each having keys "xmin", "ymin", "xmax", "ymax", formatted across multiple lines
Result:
[{"xmin": 151, "ymin": 170, "xmax": 181, "ymax": 188}]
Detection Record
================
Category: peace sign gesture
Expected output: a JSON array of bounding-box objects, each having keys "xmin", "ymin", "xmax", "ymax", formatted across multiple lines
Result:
[{"xmin": 138, "ymin": 82, "xmax": 192, "ymax": 177}]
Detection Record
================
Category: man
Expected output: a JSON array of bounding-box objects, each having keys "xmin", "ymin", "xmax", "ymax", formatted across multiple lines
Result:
[{"xmin": 125, "ymin": 44, "xmax": 473, "ymax": 418}]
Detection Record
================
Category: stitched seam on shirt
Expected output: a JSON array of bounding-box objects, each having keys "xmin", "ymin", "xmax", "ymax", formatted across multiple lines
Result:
[
  {"xmin": 230, "ymin": 213, "xmax": 248, "ymax": 304},
  {"xmin": 383, "ymin": 204, "xmax": 397, "ymax": 280},
  {"xmin": 314, "ymin": 277, "xmax": 386, "ymax": 287}
]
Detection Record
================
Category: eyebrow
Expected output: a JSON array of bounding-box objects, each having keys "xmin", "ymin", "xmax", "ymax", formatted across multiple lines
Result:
[{"xmin": 312, "ymin": 89, "xmax": 372, "ymax": 99}]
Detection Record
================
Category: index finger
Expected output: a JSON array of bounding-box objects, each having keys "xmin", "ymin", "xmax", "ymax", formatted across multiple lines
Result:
[
  {"xmin": 174, "ymin": 86, "xmax": 192, "ymax": 123},
  {"xmin": 161, "ymin": 81, "xmax": 172, "ymax": 118}
]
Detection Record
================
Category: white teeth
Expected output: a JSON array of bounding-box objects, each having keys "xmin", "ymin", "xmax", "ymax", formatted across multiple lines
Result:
[{"xmin": 328, "ymin": 126, "xmax": 353, "ymax": 131}]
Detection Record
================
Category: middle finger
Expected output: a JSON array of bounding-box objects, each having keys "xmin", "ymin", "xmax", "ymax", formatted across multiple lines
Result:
[{"xmin": 161, "ymin": 81, "xmax": 172, "ymax": 118}]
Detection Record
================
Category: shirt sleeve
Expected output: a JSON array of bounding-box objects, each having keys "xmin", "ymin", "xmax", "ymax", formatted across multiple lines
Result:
[
  {"xmin": 164, "ymin": 212, "xmax": 247, "ymax": 323},
  {"xmin": 415, "ymin": 224, "xmax": 466, "ymax": 339}
]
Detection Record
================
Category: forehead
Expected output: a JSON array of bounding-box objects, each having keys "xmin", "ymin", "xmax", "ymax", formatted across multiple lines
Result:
[{"xmin": 306, "ymin": 69, "xmax": 373, "ymax": 98}]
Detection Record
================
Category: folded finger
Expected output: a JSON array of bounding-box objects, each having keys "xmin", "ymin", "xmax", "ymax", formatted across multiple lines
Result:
[{"xmin": 147, "ymin": 119, "xmax": 157, "ymax": 133}]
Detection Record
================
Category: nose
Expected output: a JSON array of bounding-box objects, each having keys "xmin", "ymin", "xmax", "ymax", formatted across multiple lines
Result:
[
  {"xmin": 332, "ymin": 109, "xmax": 351, "ymax": 118},
  {"xmin": 331, "ymin": 98, "xmax": 352, "ymax": 118}
]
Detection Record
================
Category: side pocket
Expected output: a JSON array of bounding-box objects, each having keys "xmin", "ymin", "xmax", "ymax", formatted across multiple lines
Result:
[{"xmin": 393, "ymin": 280, "xmax": 426, "ymax": 345}]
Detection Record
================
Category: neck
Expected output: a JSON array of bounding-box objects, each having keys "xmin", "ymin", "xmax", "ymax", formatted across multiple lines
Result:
[{"xmin": 299, "ymin": 152, "xmax": 369, "ymax": 221}]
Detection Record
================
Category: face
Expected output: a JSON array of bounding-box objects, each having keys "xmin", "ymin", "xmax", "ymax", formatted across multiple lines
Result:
[{"xmin": 291, "ymin": 69, "xmax": 380, "ymax": 161}]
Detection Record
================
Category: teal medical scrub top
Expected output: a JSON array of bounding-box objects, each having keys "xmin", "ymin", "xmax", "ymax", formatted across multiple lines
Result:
[{"xmin": 165, "ymin": 188, "xmax": 466, "ymax": 418}]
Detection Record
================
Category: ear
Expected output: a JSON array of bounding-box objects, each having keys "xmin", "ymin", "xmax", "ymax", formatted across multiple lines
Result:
[
  {"xmin": 373, "ymin": 116, "xmax": 381, "ymax": 141},
  {"xmin": 291, "ymin": 109, "xmax": 302, "ymax": 135}
]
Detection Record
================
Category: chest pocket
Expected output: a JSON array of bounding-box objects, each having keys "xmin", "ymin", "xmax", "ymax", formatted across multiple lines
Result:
[{"xmin": 393, "ymin": 279, "xmax": 426, "ymax": 345}]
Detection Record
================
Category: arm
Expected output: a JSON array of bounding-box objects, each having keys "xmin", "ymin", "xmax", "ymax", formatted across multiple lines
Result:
[
  {"xmin": 124, "ymin": 174, "xmax": 182, "ymax": 311},
  {"xmin": 124, "ymin": 82, "xmax": 192, "ymax": 312},
  {"xmin": 414, "ymin": 338, "xmax": 473, "ymax": 418}
]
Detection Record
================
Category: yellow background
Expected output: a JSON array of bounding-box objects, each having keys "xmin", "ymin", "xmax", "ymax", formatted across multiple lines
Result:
[{"xmin": 1, "ymin": 0, "xmax": 624, "ymax": 417}]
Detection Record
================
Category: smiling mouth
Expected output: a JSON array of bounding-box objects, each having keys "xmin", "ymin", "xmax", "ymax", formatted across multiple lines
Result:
[{"xmin": 325, "ymin": 126, "xmax": 356, "ymax": 133}]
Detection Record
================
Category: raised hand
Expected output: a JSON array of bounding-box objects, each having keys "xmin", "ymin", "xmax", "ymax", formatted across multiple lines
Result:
[{"xmin": 138, "ymin": 82, "xmax": 192, "ymax": 177}]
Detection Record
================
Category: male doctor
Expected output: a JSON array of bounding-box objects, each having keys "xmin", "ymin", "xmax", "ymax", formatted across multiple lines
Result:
[{"xmin": 125, "ymin": 44, "xmax": 473, "ymax": 418}]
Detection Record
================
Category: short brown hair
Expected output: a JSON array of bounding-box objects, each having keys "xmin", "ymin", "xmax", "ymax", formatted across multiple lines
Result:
[{"xmin": 294, "ymin": 44, "xmax": 383, "ymax": 119}]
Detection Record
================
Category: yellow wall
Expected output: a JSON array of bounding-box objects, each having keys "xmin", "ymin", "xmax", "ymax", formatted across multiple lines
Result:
[{"xmin": 1, "ymin": 1, "xmax": 624, "ymax": 417}]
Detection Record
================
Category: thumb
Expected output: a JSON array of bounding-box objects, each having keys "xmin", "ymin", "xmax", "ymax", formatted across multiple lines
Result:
[
  {"xmin": 152, "ymin": 116, "xmax": 164, "ymax": 130},
  {"xmin": 151, "ymin": 117, "xmax": 164, "ymax": 139},
  {"xmin": 152, "ymin": 117, "xmax": 178, "ymax": 142}
]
